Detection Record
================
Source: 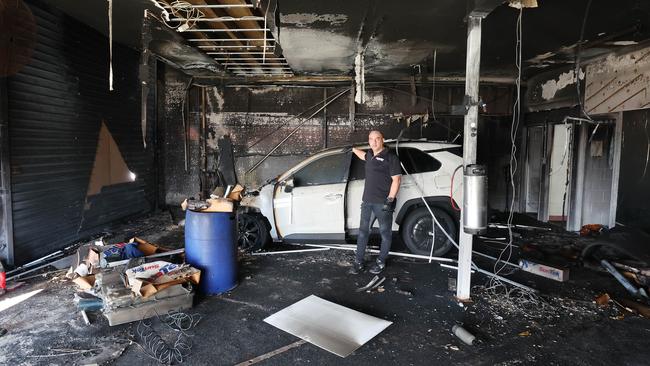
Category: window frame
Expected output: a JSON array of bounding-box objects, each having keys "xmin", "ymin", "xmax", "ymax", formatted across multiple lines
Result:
[{"xmin": 291, "ymin": 152, "xmax": 352, "ymax": 187}]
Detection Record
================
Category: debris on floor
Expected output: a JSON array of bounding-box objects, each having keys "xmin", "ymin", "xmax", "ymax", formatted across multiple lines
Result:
[
  {"xmin": 67, "ymin": 236, "xmax": 200, "ymax": 327},
  {"xmin": 1, "ymin": 211, "xmax": 650, "ymax": 365},
  {"xmin": 451, "ymin": 324, "xmax": 476, "ymax": 345},
  {"xmin": 518, "ymin": 259, "xmax": 570, "ymax": 282},
  {"xmin": 580, "ymin": 224, "xmax": 608, "ymax": 237}
]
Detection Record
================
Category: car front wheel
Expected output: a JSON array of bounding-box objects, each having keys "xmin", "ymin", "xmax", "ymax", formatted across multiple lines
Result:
[
  {"xmin": 401, "ymin": 206, "xmax": 456, "ymax": 257},
  {"xmin": 237, "ymin": 213, "xmax": 270, "ymax": 252}
]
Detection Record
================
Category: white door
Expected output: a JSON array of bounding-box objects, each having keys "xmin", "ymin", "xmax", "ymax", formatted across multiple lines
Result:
[
  {"xmin": 548, "ymin": 124, "xmax": 572, "ymax": 221},
  {"xmin": 274, "ymin": 152, "xmax": 349, "ymax": 240}
]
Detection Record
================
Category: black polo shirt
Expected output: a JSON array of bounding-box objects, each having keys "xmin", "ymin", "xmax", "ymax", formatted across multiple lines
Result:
[{"xmin": 362, "ymin": 148, "xmax": 402, "ymax": 203}]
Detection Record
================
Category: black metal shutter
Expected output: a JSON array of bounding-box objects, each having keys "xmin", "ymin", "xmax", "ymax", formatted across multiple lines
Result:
[{"xmin": 7, "ymin": 2, "xmax": 155, "ymax": 265}]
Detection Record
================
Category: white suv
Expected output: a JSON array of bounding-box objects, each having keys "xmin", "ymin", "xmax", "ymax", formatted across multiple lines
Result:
[{"xmin": 239, "ymin": 140, "xmax": 464, "ymax": 256}]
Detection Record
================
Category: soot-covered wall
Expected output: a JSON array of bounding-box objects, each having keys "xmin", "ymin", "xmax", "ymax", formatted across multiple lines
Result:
[{"xmin": 161, "ymin": 67, "xmax": 515, "ymax": 211}]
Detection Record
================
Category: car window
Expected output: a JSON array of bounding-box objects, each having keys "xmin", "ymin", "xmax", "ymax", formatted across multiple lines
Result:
[
  {"xmin": 348, "ymin": 147, "xmax": 441, "ymax": 180},
  {"xmin": 293, "ymin": 153, "xmax": 349, "ymax": 187},
  {"xmin": 396, "ymin": 147, "xmax": 442, "ymax": 174}
]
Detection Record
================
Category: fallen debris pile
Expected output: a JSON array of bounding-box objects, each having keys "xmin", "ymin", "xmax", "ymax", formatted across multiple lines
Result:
[{"xmin": 67, "ymin": 237, "xmax": 200, "ymax": 326}]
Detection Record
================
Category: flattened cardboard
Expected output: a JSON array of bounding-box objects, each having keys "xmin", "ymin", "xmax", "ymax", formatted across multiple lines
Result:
[
  {"xmin": 264, "ymin": 295, "xmax": 392, "ymax": 357},
  {"xmin": 73, "ymin": 275, "xmax": 96, "ymax": 290},
  {"xmin": 227, "ymin": 184, "xmax": 244, "ymax": 201},
  {"xmin": 202, "ymin": 198, "xmax": 234, "ymax": 213},
  {"xmin": 132, "ymin": 237, "xmax": 165, "ymax": 256}
]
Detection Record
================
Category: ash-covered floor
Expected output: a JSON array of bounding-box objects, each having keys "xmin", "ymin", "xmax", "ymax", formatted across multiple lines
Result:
[{"xmin": 0, "ymin": 211, "xmax": 649, "ymax": 365}]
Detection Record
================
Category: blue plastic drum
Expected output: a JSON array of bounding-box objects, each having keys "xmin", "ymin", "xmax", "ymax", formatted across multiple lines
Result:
[{"xmin": 184, "ymin": 210, "xmax": 238, "ymax": 295}]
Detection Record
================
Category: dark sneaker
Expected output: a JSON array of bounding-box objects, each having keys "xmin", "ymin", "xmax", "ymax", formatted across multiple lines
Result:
[
  {"xmin": 369, "ymin": 261, "xmax": 385, "ymax": 274},
  {"xmin": 348, "ymin": 261, "xmax": 364, "ymax": 275}
]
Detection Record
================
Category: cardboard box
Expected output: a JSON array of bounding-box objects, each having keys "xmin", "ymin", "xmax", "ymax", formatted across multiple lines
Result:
[
  {"xmin": 131, "ymin": 237, "xmax": 166, "ymax": 256},
  {"xmin": 227, "ymin": 184, "xmax": 245, "ymax": 201},
  {"xmin": 125, "ymin": 261, "xmax": 201, "ymax": 298},
  {"xmin": 73, "ymin": 275, "xmax": 96, "ymax": 290},
  {"xmin": 519, "ymin": 259, "xmax": 569, "ymax": 282},
  {"xmin": 203, "ymin": 198, "xmax": 234, "ymax": 213}
]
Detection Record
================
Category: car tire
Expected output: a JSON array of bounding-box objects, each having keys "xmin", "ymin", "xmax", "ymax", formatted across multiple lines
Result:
[
  {"xmin": 237, "ymin": 213, "xmax": 270, "ymax": 252},
  {"xmin": 401, "ymin": 206, "xmax": 456, "ymax": 257}
]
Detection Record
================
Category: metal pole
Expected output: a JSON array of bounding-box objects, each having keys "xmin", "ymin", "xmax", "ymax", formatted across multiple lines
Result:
[
  {"xmin": 457, "ymin": 15, "xmax": 483, "ymax": 300},
  {"xmin": 322, "ymin": 88, "xmax": 328, "ymax": 148}
]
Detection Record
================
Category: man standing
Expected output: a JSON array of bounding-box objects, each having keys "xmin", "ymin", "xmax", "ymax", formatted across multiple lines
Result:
[{"xmin": 349, "ymin": 130, "xmax": 401, "ymax": 274}]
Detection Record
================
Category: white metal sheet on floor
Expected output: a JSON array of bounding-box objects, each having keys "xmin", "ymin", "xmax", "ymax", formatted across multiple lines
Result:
[{"xmin": 264, "ymin": 294, "xmax": 392, "ymax": 357}]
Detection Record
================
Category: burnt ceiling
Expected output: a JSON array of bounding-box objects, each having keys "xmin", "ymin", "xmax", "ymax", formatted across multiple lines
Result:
[{"xmin": 38, "ymin": 0, "xmax": 650, "ymax": 81}]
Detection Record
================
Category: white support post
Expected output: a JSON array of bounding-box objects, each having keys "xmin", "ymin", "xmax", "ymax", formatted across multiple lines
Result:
[{"xmin": 457, "ymin": 15, "xmax": 483, "ymax": 300}]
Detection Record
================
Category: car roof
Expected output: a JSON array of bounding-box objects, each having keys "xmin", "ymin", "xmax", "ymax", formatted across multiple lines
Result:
[{"xmin": 318, "ymin": 139, "xmax": 461, "ymax": 154}]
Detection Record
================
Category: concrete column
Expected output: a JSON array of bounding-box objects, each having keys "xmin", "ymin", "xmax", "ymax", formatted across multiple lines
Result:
[{"xmin": 457, "ymin": 15, "xmax": 483, "ymax": 300}]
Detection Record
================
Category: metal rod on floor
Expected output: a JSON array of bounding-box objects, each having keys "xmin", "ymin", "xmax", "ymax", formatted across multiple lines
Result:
[
  {"xmin": 198, "ymin": 45, "xmax": 275, "ymax": 49},
  {"xmin": 171, "ymin": 16, "xmax": 265, "ymax": 22},
  {"xmin": 301, "ymin": 243, "xmax": 455, "ymax": 263},
  {"xmin": 162, "ymin": 4, "xmax": 253, "ymax": 8},
  {"xmin": 182, "ymin": 29, "xmax": 270, "ymax": 33},
  {"xmin": 189, "ymin": 38, "xmax": 276, "ymax": 42},
  {"xmin": 252, "ymin": 248, "xmax": 330, "ymax": 256},
  {"xmin": 472, "ymin": 250, "xmax": 519, "ymax": 269}
]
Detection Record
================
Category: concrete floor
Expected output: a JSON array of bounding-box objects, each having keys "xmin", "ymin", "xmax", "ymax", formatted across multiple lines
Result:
[{"xmin": 0, "ymin": 212, "xmax": 649, "ymax": 365}]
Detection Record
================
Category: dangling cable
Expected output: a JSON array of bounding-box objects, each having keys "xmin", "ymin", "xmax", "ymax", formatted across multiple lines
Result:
[
  {"xmin": 108, "ymin": 0, "xmax": 113, "ymax": 91},
  {"xmin": 574, "ymin": 0, "xmax": 594, "ymax": 121},
  {"xmin": 431, "ymin": 49, "xmax": 438, "ymax": 122}
]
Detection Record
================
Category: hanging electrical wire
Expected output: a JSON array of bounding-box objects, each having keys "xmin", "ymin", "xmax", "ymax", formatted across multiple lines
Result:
[
  {"xmin": 642, "ymin": 118, "xmax": 650, "ymax": 180},
  {"xmin": 574, "ymin": 0, "xmax": 594, "ymax": 121},
  {"xmin": 108, "ymin": 0, "xmax": 113, "ymax": 91},
  {"xmin": 431, "ymin": 49, "xmax": 438, "ymax": 122},
  {"xmin": 484, "ymin": 6, "xmax": 540, "ymax": 299},
  {"xmin": 150, "ymin": 0, "xmax": 206, "ymax": 31}
]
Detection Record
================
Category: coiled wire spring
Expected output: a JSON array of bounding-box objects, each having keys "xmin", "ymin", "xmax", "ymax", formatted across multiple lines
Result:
[{"xmin": 135, "ymin": 310, "xmax": 203, "ymax": 364}]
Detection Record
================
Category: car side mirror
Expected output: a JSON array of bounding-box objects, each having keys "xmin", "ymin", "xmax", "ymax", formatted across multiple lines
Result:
[{"xmin": 284, "ymin": 178, "xmax": 294, "ymax": 193}]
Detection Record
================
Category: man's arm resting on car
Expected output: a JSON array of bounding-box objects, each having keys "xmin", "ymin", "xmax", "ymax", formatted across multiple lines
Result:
[{"xmin": 351, "ymin": 147, "xmax": 366, "ymax": 161}]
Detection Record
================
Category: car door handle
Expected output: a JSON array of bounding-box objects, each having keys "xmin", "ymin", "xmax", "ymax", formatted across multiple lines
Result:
[{"xmin": 324, "ymin": 193, "xmax": 343, "ymax": 200}]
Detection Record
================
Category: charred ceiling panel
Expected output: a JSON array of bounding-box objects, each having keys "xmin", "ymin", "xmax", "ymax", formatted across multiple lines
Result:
[
  {"xmin": 277, "ymin": 0, "xmax": 470, "ymax": 76},
  {"xmin": 7, "ymin": 1, "xmax": 155, "ymax": 264},
  {"xmin": 144, "ymin": 14, "xmax": 225, "ymax": 76},
  {"xmin": 526, "ymin": 66, "xmax": 582, "ymax": 112},
  {"xmin": 485, "ymin": 0, "xmax": 650, "ymax": 77},
  {"xmin": 41, "ymin": 0, "xmax": 159, "ymax": 49}
]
